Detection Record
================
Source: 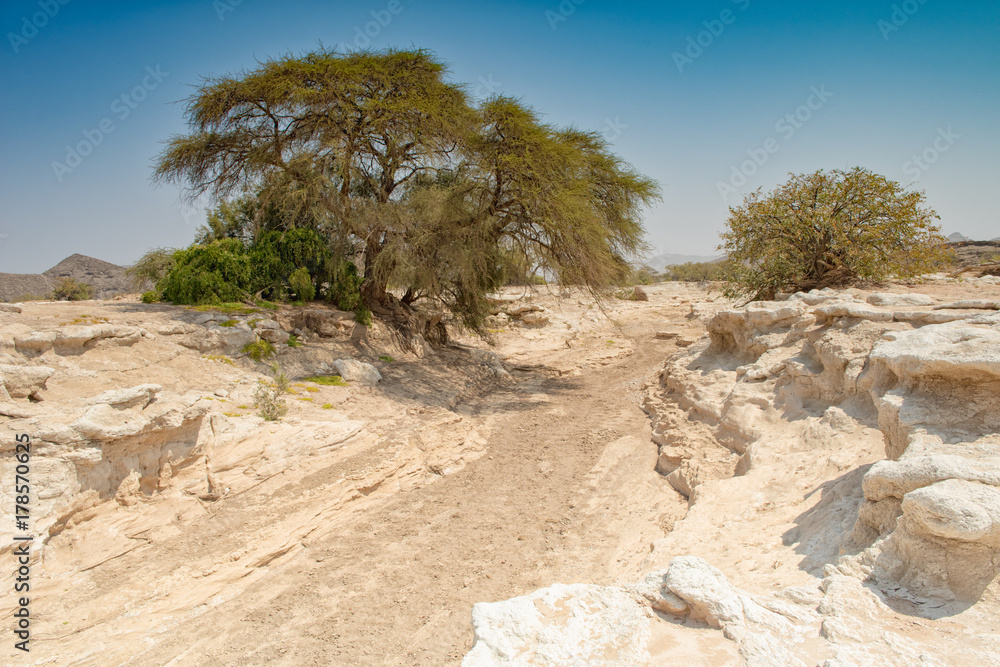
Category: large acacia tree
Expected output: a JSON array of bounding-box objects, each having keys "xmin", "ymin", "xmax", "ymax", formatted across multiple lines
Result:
[
  {"xmin": 719, "ymin": 168, "xmax": 948, "ymax": 301},
  {"xmin": 155, "ymin": 48, "xmax": 659, "ymax": 339}
]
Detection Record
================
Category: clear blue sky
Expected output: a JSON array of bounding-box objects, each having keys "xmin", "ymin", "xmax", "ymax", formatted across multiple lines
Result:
[{"xmin": 1, "ymin": 0, "xmax": 997, "ymax": 272}]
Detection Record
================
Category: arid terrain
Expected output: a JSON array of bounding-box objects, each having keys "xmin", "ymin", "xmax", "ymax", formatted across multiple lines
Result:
[{"xmin": 2, "ymin": 274, "xmax": 1000, "ymax": 666}]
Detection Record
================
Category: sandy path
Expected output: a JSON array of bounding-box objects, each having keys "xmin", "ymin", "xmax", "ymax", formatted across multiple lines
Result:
[{"xmin": 114, "ymin": 319, "xmax": 684, "ymax": 666}]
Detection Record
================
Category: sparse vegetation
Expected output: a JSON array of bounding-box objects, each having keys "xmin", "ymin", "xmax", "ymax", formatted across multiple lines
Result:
[
  {"xmin": 127, "ymin": 248, "xmax": 175, "ymax": 291},
  {"xmin": 254, "ymin": 365, "xmax": 289, "ymax": 421},
  {"xmin": 141, "ymin": 290, "xmax": 159, "ymax": 303},
  {"xmin": 303, "ymin": 375, "xmax": 348, "ymax": 387},
  {"xmin": 720, "ymin": 168, "xmax": 949, "ymax": 301},
  {"xmin": 321, "ymin": 403, "xmax": 334, "ymax": 410},
  {"xmin": 50, "ymin": 277, "xmax": 93, "ymax": 301},
  {"xmin": 193, "ymin": 303, "xmax": 260, "ymax": 315},
  {"xmin": 242, "ymin": 339, "xmax": 276, "ymax": 362},
  {"xmin": 219, "ymin": 319, "xmax": 240, "ymax": 327},
  {"xmin": 379, "ymin": 355, "xmax": 395, "ymax": 363},
  {"xmin": 203, "ymin": 354, "xmax": 235, "ymax": 366},
  {"xmin": 286, "ymin": 334, "xmax": 302, "ymax": 348}
]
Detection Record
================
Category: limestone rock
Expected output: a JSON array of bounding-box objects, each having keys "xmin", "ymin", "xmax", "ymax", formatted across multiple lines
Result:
[
  {"xmin": 933, "ymin": 300, "xmax": 999, "ymax": 311},
  {"xmin": 87, "ymin": 384, "xmax": 162, "ymax": 409},
  {"xmin": 178, "ymin": 321, "xmax": 256, "ymax": 354},
  {"xmin": 867, "ymin": 292, "xmax": 936, "ymax": 307},
  {"xmin": 0, "ymin": 363, "xmax": 55, "ymax": 398},
  {"xmin": 333, "ymin": 359, "xmax": 382, "ymax": 385},
  {"xmin": 463, "ymin": 583, "xmax": 651, "ymax": 666}
]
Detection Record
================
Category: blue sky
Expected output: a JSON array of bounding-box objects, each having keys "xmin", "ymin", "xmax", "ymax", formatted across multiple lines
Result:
[{"xmin": 1, "ymin": 0, "xmax": 997, "ymax": 272}]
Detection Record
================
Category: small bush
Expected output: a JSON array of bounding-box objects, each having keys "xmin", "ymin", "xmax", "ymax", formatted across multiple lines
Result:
[
  {"xmin": 254, "ymin": 380, "xmax": 287, "ymax": 421},
  {"xmin": 50, "ymin": 278, "xmax": 93, "ymax": 301},
  {"xmin": 141, "ymin": 290, "xmax": 159, "ymax": 304},
  {"xmin": 303, "ymin": 375, "xmax": 348, "ymax": 386},
  {"xmin": 321, "ymin": 403, "xmax": 334, "ymax": 410},
  {"xmin": 287, "ymin": 334, "xmax": 303, "ymax": 348},
  {"xmin": 242, "ymin": 339, "xmax": 276, "ymax": 362},
  {"xmin": 288, "ymin": 266, "xmax": 316, "ymax": 302},
  {"xmin": 219, "ymin": 319, "xmax": 240, "ymax": 327},
  {"xmin": 378, "ymin": 355, "xmax": 395, "ymax": 363}
]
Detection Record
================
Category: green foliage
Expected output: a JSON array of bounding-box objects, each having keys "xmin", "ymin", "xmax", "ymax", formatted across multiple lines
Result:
[
  {"xmin": 321, "ymin": 403, "xmax": 334, "ymax": 410},
  {"xmin": 286, "ymin": 334, "xmax": 302, "ymax": 348},
  {"xmin": 288, "ymin": 266, "xmax": 315, "ymax": 302},
  {"xmin": 155, "ymin": 227, "xmax": 330, "ymax": 306},
  {"xmin": 141, "ymin": 290, "xmax": 160, "ymax": 303},
  {"xmin": 663, "ymin": 262, "xmax": 726, "ymax": 282},
  {"xmin": 219, "ymin": 319, "xmax": 239, "ymax": 327},
  {"xmin": 720, "ymin": 168, "xmax": 949, "ymax": 301},
  {"xmin": 158, "ymin": 239, "xmax": 254, "ymax": 305},
  {"xmin": 155, "ymin": 47, "xmax": 659, "ymax": 339},
  {"xmin": 50, "ymin": 278, "xmax": 93, "ymax": 301},
  {"xmin": 378, "ymin": 355, "xmax": 395, "ymax": 363},
  {"xmin": 303, "ymin": 375, "xmax": 348, "ymax": 386},
  {"xmin": 242, "ymin": 339, "xmax": 276, "ymax": 362},
  {"xmin": 127, "ymin": 248, "xmax": 175, "ymax": 291}
]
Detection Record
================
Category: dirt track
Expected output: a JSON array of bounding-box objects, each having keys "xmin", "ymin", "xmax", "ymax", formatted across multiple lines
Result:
[{"xmin": 13, "ymin": 289, "xmax": 704, "ymax": 666}]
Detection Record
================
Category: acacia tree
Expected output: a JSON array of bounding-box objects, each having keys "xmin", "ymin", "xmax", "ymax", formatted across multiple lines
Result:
[
  {"xmin": 155, "ymin": 48, "xmax": 659, "ymax": 339},
  {"xmin": 719, "ymin": 168, "xmax": 948, "ymax": 300}
]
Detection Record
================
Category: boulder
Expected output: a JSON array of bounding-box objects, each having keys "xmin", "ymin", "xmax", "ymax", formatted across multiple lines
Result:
[
  {"xmin": 178, "ymin": 322, "xmax": 256, "ymax": 354},
  {"xmin": 933, "ymin": 300, "xmax": 1000, "ymax": 311},
  {"xmin": 463, "ymin": 583, "xmax": 651, "ymax": 666},
  {"xmin": 333, "ymin": 359, "xmax": 382, "ymax": 385}
]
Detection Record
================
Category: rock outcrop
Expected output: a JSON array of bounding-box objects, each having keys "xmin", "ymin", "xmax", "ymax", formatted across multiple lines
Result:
[{"xmin": 464, "ymin": 287, "xmax": 1000, "ymax": 664}]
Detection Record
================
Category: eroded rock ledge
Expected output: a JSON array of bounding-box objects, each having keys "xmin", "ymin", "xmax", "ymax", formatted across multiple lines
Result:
[{"xmin": 465, "ymin": 288, "xmax": 1000, "ymax": 665}]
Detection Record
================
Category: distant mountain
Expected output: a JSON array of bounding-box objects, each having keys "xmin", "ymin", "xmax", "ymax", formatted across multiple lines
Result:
[
  {"xmin": 0, "ymin": 254, "xmax": 134, "ymax": 302},
  {"xmin": 642, "ymin": 252, "xmax": 726, "ymax": 272},
  {"xmin": 947, "ymin": 233, "xmax": 968, "ymax": 242}
]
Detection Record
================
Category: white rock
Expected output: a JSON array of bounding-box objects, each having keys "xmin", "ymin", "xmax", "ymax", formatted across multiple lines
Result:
[
  {"xmin": 87, "ymin": 384, "xmax": 162, "ymax": 409},
  {"xmin": 867, "ymin": 292, "xmax": 936, "ymax": 307},
  {"xmin": 463, "ymin": 583, "xmax": 651, "ymax": 666},
  {"xmin": 933, "ymin": 300, "xmax": 999, "ymax": 311},
  {"xmin": 333, "ymin": 359, "xmax": 382, "ymax": 385},
  {"xmin": 0, "ymin": 363, "xmax": 55, "ymax": 398}
]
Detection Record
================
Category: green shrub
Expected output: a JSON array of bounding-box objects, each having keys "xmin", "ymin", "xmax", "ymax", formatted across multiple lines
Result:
[
  {"xmin": 242, "ymin": 339, "xmax": 276, "ymax": 362},
  {"xmin": 303, "ymin": 375, "xmax": 348, "ymax": 386},
  {"xmin": 288, "ymin": 266, "xmax": 315, "ymax": 302},
  {"xmin": 219, "ymin": 319, "xmax": 240, "ymax": 327},
  {"xmin": 378, "ymin": 355, "xmax": 394, "ymax": 363},
  {"xmin": 50, "ymin": 278, "xmax": 93, "ymax": 301},
  {"xmin": 141, "ymin": 290, "xmax": 159, "ymax": 304},
  {"xmin": 128, "ymin": 247, "xmax": 176, "ymax": 291},
  {"xmin": 287, "ymin": 334, "xmax": 303, "ymax": 348},
  {"xmin": 158, "ymin": 239, "xmax": 255, "ymax": 305}
]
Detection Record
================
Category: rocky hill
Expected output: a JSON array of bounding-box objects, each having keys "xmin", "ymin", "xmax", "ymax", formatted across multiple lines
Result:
[{"xmin": 0, "ymin": 253, "xmax": 134, "ymax": 302}]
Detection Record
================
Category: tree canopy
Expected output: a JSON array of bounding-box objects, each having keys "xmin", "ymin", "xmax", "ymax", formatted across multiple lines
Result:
[
  {"xmin": 155, "ymin": 47, "xmax": 659, "ymax": 339},
  {"xmin": 719, "ymin": 167, "xmax": 948, "ymax": 301}
]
